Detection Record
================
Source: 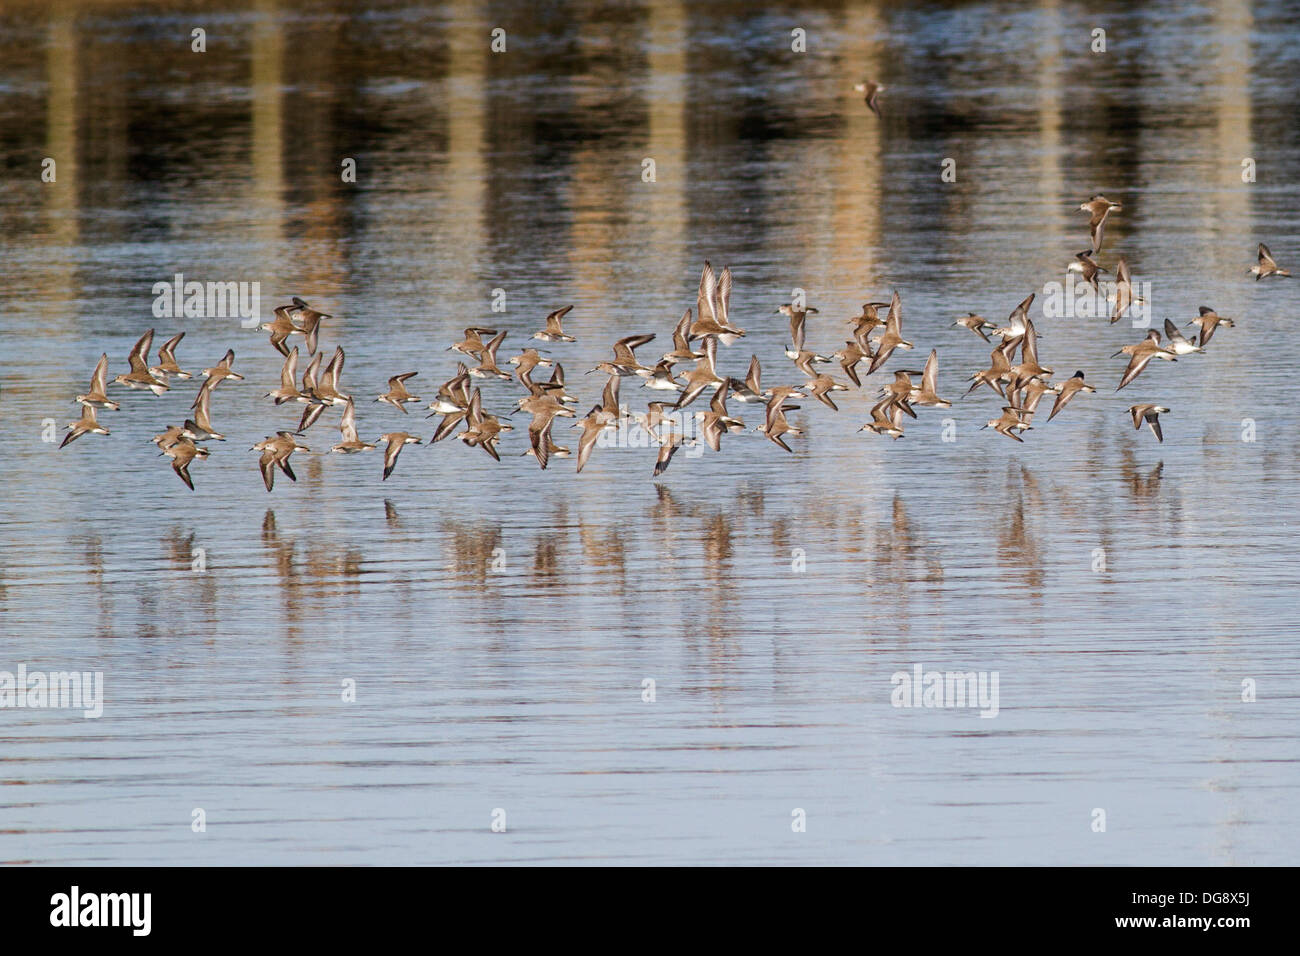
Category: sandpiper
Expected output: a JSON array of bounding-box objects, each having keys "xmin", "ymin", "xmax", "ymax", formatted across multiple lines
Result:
[
  {"xmin": 376, "ymin": 372, "xmax": 421, "ymax": 412},
  {"xmin": 662, "ymin": 310, "xmax": 704, "ymax": 364},
  {"xmin": 197, "ymin": 349, "xmax": 243, "ymax": 395},
  {"xmin": 1010, "ymin": 317, "xmax": 1052, "ymax": 381},
  {"xmin": 266, "ymin": 347, "xmax": 304, "ymax": 405},
  {"xmin": 458, "ymin": 388, "xmax": 512, "ymax": 461},
  {"xmin": 331, "ymin": 398, "xmax": 376, "ymax": 454},
  {"xmin": 595, "ymin": 333, "xmax": 656, "ymax": 377},
  {"xmin": 690, "ymin": 262, "xmax": 745, "ymax": 345},
  {"xmin": 1186, "ymin": 307, "xmax": 1235, "ymax": 347},
  {"xmin": 378, "ymin": 432, "xmax": 421, "ymax": 479},
  {"xmin": 295, "ymin": 352, "xmax": 328, "ymax": 432},
  {"xmin": 469, "ymin": 329, "xmax": 512, "ymax": 380},
  {"xmin": 804, "ymin": 373, "xmax": 850, "ymax": 410},
  {"xmin": 597, "ymin": 372, "xmax": 622, "ymax": 421},
  {"xmin": 1114, "ymin": 329, "xmax": 1177, "ymax": 391},
  {"xmin": 785, "ymin": 344, "xmax": 833, "ymax": 378},
  {"xmin": 992, "ymin": 293, "xmax": 1035, "ymax": 338},
  {"xmin": 860, "ymin": 397, "xmax": 904, "ymax": 439},
  {"xmin": 532, "ymin": 305, "xmax": 576, "ymax": 342},
  {"xmin": 448, "ymin": 327, "xmax": 497, "ymax": 360},
  {"xmin": 161, "ymin": 437, "xmax": 208, "ymax": 490},
  {"xmin": 1250, "ymin": 243, "xmax": 1290, "ymax": 280},
  {"xmin": 151, "ymin": 425, "xmax": 186, "ymax": 451},
  {"xmin": 694, "ymin": 381, "xmax": 745, "ymax": 452},
  {"xmin": 777, "ymin": 303, "xmax": 819, "ymax": 353},
  {"xmin": 60, "ymin": 404, "xmax": 109, "ymax": 448},
  {"xmin": 756, "ymin": 394, "xmax": 802, "ymax": 451},
  {"xmin": 1079, "ymin": 195, "xmax": 1121, "ymax": 255},
  {"xmin": 572, "ymin": 407, "xmax": 616, "ymax": 473},
  {"xmin": 76, "ymin": 354, "xmax": 121, "ymax": 410},
  {"xmin": 854, "ymin": 80, "xmax": 885, "ymax": 115},
  {"xmin": 1162, "ymin": 318, "xmax": 1204, "ymax": 356},
  {"xmin": 633, "ymin": 401, "xmax": 674, "ymax": 438},
  {"xmin": 952, "ymin": 313, "xmax": 993, "ymax": 342},
  {"xmin": 283, "ymin": 297, "xmax": 328, "ymax": 354},
  {"xmin": 509, "ymin": 348, "xmax": 554, "ymax": 389},
  {"xmin": 518, "ymin": 393, "xmax": 576, "ymax": 470},
  {"xmin": 832, "ymin": 341, "xmax": 869, "ymax": 386},
  {"xmin": 261, "ymin": 305, "xmax": 304, "ymax": 357},
  {"xmin": 1066, "ymin": 250, "xmax": 1108, "ymax": 290},
  {"xmin": 1128, "ymin": 404, "xmax": 1168, "ymax": 442},
  {"xmin": 653, "ymin": 428, "xmax": 684, "ymax": 476},
  {"xmin": 115, "ymin": 329, "xmax": 169, "ymax": 395},
  {"xmin": 253, "ymin": 432, "xmax": 308, "ymax": 491},
  {"xmin": 675, "ymin": 335, "xmax": 727, "ymax": 408},
  {"xmin": 1110, "ymin": 258, "xmax": 1141, "ymax": 324},
  {"xmin": 1046, "ymin": 371, "xmax": 1095, "ymax": 421},
  {"xmin": 727, "ymin": 355, "xmax": 766, "ymax": 402},
  {"xmin": 426, "ymin": 365, "xmax": 471, "ymax": 416},
  {"xmin": 184, "ymin": 386, "xmax": 225, "ymax": 441},
  {"xmin": 150, "ymin": 332, "xmax": 191, "ymax": 380},
  {"xmin": 867, "ymin": 291, "xmax": 912, "ymax": 374},
  {"xmin": 311, "ymin": 346, "xmax": 352, "ymax": 406},
  {"xmin": 850, "ymin": 302, "xmax": 890, "ymax": 351},
  {"xmin": 641, "ymin": 359, "xmax": 683, "ymax": 392},
  {"xmin": 908, "ymin": 349, "xmax": 952, "ymax": 408},
  {"xmin": 967, "ymin": 338, "xmax": 1017, "ymax": 397},
  {"xmin": 981, "ymin": 406, "xmax": 1033, "ymax": 442}
]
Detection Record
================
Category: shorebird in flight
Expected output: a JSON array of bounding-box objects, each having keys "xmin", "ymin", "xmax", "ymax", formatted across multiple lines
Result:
[
  {"xmin": 261, "ymin": 305, "xmax": 305, "ymax": 357},
  {"xmin": 982, "ymin": 406, "xmax": 1033, "ymax": 442},
  {"xmin": 115, "ymin": 329, "xmax": 169, "ymax": 395},
  {"xmin": 378, "ymin": 432, "xmax": 421, "ymax": 480},
  {"xmin": 376, "ymin": 372, "xmax": 421, "ymax": 412},
  {"xmin": 952, "ymin": 313, "xmax": 993, "ymax": 342},
  {"xmin": 1186, "ymin": 307, "xmax": 1235, "ymax": 347},
  {"xmin": 854, "ymin": 80, "xmax": 885, "ymax": 116},
  {"xmin": 1066, "ymin": 250, "xmax": 1107, "ymax": 290},
  {"xmin": 60, "ymin": 404, "xmax": 109, "ymax": 448},
  {"xmin": 1249, "ymin": 242, "xmax": 1290, "ymax": 280},
  {"xmin": 1114, "ymin": 330, "xmax": 1177, "ymax": 391},
  {"xmin": 867, "ymin": 291, "xmax": 913, "ymax": 374},
  {"xmin": 1079, "ymin": 195, "xmax": 1121, "ymax": 255},
  {"xmin": 150, "ymin": 332, "xmax": 191, "ymax": 380},
  {"xmin": 690, "ymin": 262, "xmax": 745, "ymax": 345},
  {"xmin": 1046, "ymin": 371, "xmax": 1095, "ymax": 421},
  {"xmin": 330, "ymin": 398, "xmax": 376, "ymax": 454},
  {"xmin": 1128, "ymin": 404, "xmax": 1169, "ymax": 442},
  {"xmin": 253, "ymin": 432, "xmax": 309, "ymax": 492},
  {"xmin": 1162, "ymin": 319, "xmax": 1204, "ymax": 356},
  {"xmin": 76, "ymin": 354, "xmax": 120, "ymax": 410},
  {"xmin": 777, "ymin": 302, "xmax": 819, "ymax": 353},
  {"xmin": 161, "ymin": 437, "xmax": 208, "ymax": 490},
  {"xmin": 532, "ymin": 305, "xmax": 576, "ymax": 342}
]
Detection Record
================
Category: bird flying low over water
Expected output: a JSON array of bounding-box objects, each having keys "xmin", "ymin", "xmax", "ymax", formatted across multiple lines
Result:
[
  {"xmin": 533, "ymin": 305, "xmax": 576, "ymax": 342},
  {"xmin": 1114, "ymin": 329, "xmax": 1177, "ymax": 391},
  {"xmin": 1128, "ymin": 404, "xmax": 1169, "ymax": 442},
  {"xmin": 854, "ymin": 80, "xmax": 885, "ymax": 115},
  {"xmin": 1046, "ymin": 371, "xmax": 1095, "ymax": 421},
  {"xmin": 1249, "ymin": 242, "xmax": 1290, "ymax": 280},
  {"xmin": 115, "ymin": 329, "xmax": 169, "ymax": 395},
  {"xmin": 1079, "ymin": 195, "xmax": 1121, "ymax": 256},
  {"xmin": 1186, "ymin": 307, "xmax": 1234, "ymax": 348}
]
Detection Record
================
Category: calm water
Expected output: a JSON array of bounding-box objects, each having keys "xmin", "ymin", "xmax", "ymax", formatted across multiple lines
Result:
[{"xmin": 1, "ymin": 0, "xmax": 1298, "ymax": 865}]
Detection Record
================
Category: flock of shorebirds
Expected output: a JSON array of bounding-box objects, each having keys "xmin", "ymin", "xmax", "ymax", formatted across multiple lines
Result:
[{"xmin": 59, "ymin": 192, "xmax": 1289, "ymax": 489}]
